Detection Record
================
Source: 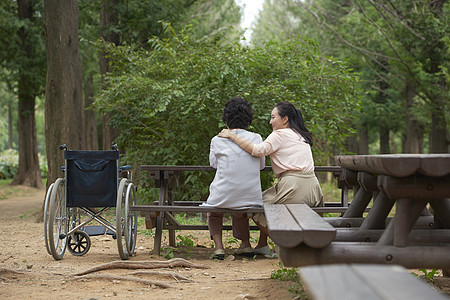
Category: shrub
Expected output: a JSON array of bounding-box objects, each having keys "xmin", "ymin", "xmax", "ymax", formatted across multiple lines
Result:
[
  {"xmin": 0, "ymin": 149, "xmax": 18, "ymax": 179},
  {"xmin": 0, "ymin": 149, "xmax": 48, "ymax": 179}
]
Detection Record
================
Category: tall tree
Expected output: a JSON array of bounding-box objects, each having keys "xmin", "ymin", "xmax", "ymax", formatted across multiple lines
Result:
[
  {"xmin": 99, "ymin": 0, "xmax": 120, "ymax": 149},
  {"xmin": 78, "ymin": 0, "xmax": 101, "ymax": 150},
  {"xmin": 9, "ymin": 0, "xmax": 44, "ymax": 188},
  {"xmin": 253, "ymin": 0, "xmax": 449, "ymax": 154},
  {"xmin": 44, "ymin": 0, "xmax": 85, "ymax": 186}
]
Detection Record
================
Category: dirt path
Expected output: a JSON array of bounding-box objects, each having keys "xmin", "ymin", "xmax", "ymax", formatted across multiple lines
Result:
[{"xmin": 0, "ymin": 187, "xmax": 295, "ymax": 299}]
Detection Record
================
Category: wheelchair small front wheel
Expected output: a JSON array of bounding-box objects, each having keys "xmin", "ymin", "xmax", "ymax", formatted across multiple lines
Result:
[{"xmin": 68, "ymin": 231, "xmax": 91, "ymax": 256}]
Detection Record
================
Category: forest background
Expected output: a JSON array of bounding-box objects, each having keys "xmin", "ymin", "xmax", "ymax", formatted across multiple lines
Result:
[{"xmin": 0, "ymin": 0, "xmax": 448, "ymax": 204}]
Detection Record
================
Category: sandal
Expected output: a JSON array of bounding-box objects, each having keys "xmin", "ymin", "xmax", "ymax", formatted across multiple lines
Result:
[
  {"xmin": 211, "ymin": 248, "xmax": 225, "ymax": 260},
  {"xmin": 233, "ymin": 246, "xmax": 255, "ymax": 257}
]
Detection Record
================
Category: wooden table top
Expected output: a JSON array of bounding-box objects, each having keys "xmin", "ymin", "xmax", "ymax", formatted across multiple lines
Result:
[{"xmin": 335, "ymin": 154, "xmax": 450, "ymax": 177}]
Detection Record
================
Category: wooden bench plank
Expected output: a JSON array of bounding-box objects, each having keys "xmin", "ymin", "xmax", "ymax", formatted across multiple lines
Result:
[
  {"xmin": 298, "ymin": 264, "xmax": 448, "ymax": 300},
  {"xmin": 299, "ymin": 264, "xmax": 374, "ymax": 300},
  {"xmin": 264, "ymin": 204, "xmax": 336, "ymax": 249},
  {"xmin": 287, "ymin": 204, "xmax": 336, "ymax": 248},
  {"xmin": 131, "ymin": 204, "xmax": 353, "ymax": 214},
  {"xmin": 264, "ymin": 204, "xmax": 304, "ymax": 248},
  {"xmin": 131, "ymin": 205, "xmax": 264, "ymax": 214}
]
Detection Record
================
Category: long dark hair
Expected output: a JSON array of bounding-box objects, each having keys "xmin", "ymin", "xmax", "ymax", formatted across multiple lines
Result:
[{"xmin": 275, "ymin": 101, "xmax": 313, "ymax": 146}]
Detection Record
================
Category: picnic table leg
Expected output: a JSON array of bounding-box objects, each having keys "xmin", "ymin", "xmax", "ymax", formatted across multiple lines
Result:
[
  {"xmin": 168, "ymin": 188, "xmax": 176, "ymax": 247},
  {"xmin": 430, "ymin": 198, "xmax": 450, "ymax": 228},
  {"xmin": 153, "ymin": 172, "xmax": 168, "ymax": 256},
  {"xmin": 378, "ymin": 198, "xmax": 427, "ymax": 246},
  {"xmin": 359, "ymin": 192, "xmax": 394, "ymax": 230},
  {"xmin": 343, "ymin": 172, "xmax": 375, "ymax": 218}
]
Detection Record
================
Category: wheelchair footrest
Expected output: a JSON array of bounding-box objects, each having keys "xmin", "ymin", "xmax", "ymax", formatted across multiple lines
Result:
[{"xmin": 81, "ymin": 226, "xmax": 116, "ymax": 236}]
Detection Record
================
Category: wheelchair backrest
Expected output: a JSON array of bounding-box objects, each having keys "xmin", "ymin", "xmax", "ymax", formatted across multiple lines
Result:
[{"xmin": 65, "ymin": 150, "xmax": 119, "ymax": 208}]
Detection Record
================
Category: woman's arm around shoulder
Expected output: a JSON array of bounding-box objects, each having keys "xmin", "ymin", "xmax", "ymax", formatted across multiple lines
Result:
[
  {"xmin": 251, "ymin": 129, "xmax": 284, "ymax": 157},
  {"xmin": 218, "ymin": 129, "xmax": 254, "ymax": 154}
]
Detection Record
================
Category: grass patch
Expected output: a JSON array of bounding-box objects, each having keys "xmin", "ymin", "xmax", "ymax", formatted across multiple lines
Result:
[{"xmin": 271, "ymin": 262, "xmax": 310, "ymax": 299}]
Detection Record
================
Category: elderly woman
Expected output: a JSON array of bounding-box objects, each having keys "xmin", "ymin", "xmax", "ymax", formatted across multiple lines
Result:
[
  {"xmin": 203, "ymin": 97, "xmax": 265, "ymax": 260},
  {"xmin": 218, "ymin": 101, "xmax": 323, "ymax": 256}
]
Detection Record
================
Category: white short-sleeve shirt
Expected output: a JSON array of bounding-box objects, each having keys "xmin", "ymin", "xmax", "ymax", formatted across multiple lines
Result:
[{"xmin": 203, "ymin": 129, "xmax": 265, "ymax": 209}]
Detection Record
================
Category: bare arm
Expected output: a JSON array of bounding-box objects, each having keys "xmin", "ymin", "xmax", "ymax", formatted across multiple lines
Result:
[{"xmin": 218, "ymin": 129, "xmax": 254, "ymax": 154}]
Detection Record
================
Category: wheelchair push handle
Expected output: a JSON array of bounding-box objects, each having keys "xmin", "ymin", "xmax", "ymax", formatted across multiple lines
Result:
[
  {"xmin": 120, "ymin": 165, "xmax": 132, "ymax": 171},
  {"xmin": 59, "ymin": 144, "xmax": 119, "ymax": 151}
]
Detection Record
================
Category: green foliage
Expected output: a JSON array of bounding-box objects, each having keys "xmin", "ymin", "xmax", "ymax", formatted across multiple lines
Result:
[
  {"xmin": 271, "ymin": 262, "xmax": 298, "ymax": 281},
  {"xmin": 271, "ymin": 262, "xmax": 309, "ymax": 299},
  {"xmin": 176, "ymin": 234, "xmax": 195, "ymax": 247},
  {"xmin": 0, "ymin": 149, "xmax": 47, "ymax": 179},
  {"xmin": 226, "ymin": 236, "xmax": 240, "ymax": 248},
  {"xmin": 417, "ymin": 269, "xmax": 439, "ymax": 281},
  {"xmin": 93, "ymin": 25, "xmax": 359, "ymax": 200},
  {"xmin": 161, "ymin": 246, "xmax": 176, "ymax": 259},
  {"xmin": 174, "ymin": 212, "xmax": 204, "ymax": 225},
  {"xmin": 0, "ymin": 149, "xmax": 18, "ymax": 179},
  {"xmin": 95, "ymin": 24, "xmax": 358, "ymax": 200},
  {"xmin": 259, "ymin": 0, "xmax": 449, "ymax": 153}
]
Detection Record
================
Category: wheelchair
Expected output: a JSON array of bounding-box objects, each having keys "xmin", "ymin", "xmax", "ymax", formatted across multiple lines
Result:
[{"xmin": 43, "ymin": 144, "xmax": 137, "ymax": 260}]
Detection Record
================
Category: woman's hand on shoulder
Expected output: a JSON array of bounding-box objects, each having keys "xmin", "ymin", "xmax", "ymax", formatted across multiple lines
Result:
[{"xmin": 218, "ymin": 129, "xmax": 232, "ymax": 138}]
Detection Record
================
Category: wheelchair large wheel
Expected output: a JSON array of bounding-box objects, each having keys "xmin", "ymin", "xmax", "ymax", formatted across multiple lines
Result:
[
  {"xmin": 125, "ymin": 182, "xmax": 138, "ymax": 255},
  {"xmin": 67, "ymin": 230, "xmax": 91, "ymax": 256},
  {"xmin": 116, "ymin": 178, "xmax": 130, "ymax": 260},
  {"xmin": 48, "ymin": 178, "xmax": 69, "ymax": 260},
  {"xmin": 43, "ymin": 182, "xmax": 55, "ymax": 255}
]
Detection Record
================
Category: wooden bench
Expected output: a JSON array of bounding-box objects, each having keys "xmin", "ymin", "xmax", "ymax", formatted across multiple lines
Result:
[
  {"xmin": 298, "ymin": 264, "xmax": 448, "ymax": 300},
  {"xmin": 133, "ymin": 165, "xmax": 346, "ymax": 255},
  {"xmin": 132, "ymin": 204, "xmax": 265, "ymax": 230},
  {"xmin": 264, "ymin": 204, "xmax": 336, "ymax": 248}
]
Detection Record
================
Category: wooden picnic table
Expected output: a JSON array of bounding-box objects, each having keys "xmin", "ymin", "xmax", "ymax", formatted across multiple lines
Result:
[
  {"xmin": 278, "ymin": 154, "xmax": 450, "ymax": 270},
  {"xmin": 132, "ymin": 165, "xmax": 344, "ymax": 255}
]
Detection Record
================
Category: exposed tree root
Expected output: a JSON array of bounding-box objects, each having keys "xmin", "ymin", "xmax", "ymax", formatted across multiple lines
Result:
[
  {"xmin": 74, "ymin": 258, "xmax": 209, "ymax": 276},
  {"xmin": 73, "ymin": 274, "xmax": 176, "ymax": 289},
  {"xmin": 128, "ymin": 270, "xmax": 192, "ymax": 282}
]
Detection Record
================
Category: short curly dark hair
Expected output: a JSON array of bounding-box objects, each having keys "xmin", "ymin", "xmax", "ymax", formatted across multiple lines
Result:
[{"xmin": 222, "ymin": 97, "xmax": 253, "ymax": 129}]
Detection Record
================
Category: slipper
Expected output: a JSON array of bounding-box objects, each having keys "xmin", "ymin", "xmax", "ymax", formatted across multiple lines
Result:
[
  {"xmin": 254, "ymin": 245, "xmax": 270, "ymax": 256},
  {"xmin": 211, "ymin": 248, "xmax": 225, "ymax": 260},
  {"xmin": 255, "ymin": 245, "xmax": 278, "ymax": 258},
  {"xmin": 233, "ymin": 246, "xmax": 255, "ymax": 257}
]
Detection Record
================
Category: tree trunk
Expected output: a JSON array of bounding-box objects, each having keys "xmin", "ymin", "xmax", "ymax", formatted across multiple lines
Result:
[
  {"xmin": 84, "ymin": 75, "xmax": 99, "ymax": 150},
  {"xmin": 8, "ymin": 101, "xmax": 13, "ymax": 149},
  {"xmin": 378, "ymin": 75, "xmax": 390, "ymax": 154},
  {"xmin": 430, "ymin": 109, "xmax": 448, "ymax": 153},
  {"xmin": 10, "ymin": 0, "xmax": 43, "ymax": 189},
  {"xmin": 100, "ymin": 0, "xmax": 119, "ymax": 150},
  {"xmin": 44, "ymin": 0, "xmax": 84, "ymax": 188},
  {"xmin": 379, "ymin": 126, "xmax": 390, "ymax": 154},
  {"xmin": 347, "ymin": 134, "xmax": 358, "ymax": 154},
  {"xmin": 358, "ymin": 125, "xmax": 369, "ymax": 155},
  {"xmin": 403, "ymin": 82, "xmax": 421, "ymax": 153}
]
